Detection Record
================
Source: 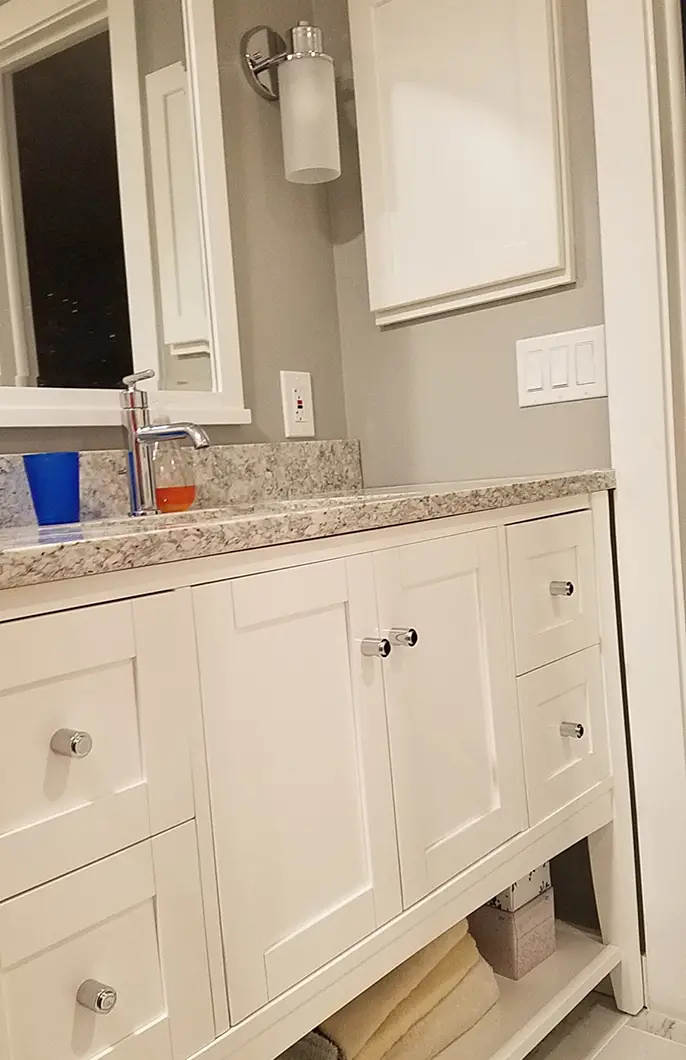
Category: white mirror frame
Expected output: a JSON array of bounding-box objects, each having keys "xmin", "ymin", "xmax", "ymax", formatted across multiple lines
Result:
[{"xmin": 0, "ymin": 0, "xmax": 251, "ymax": 427}]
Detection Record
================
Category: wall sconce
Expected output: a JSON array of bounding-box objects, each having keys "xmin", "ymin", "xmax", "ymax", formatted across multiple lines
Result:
[{"xmin": 241, "ymin": 22, "xmax": 341, "ymax": 185}]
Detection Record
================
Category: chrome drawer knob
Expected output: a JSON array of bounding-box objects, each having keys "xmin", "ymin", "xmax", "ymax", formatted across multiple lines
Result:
[
  {"xmin": 388, "ymin": 628, "xmax": 419, "ymax": 648},
  {"xmin": 77, "ymin": 980, "xmax": 117, "ymax": 1014},
  {"xmin": 50, "ymin": 729, "xmax": 93, "ymax": 758},
  {"xmin": 560, "ymin": 721, "xmax": 585, "ymax": 739},
  {"xmin": 550, "ymin": 581, "xmax": 575, "ymax": 598},
  {"xmin": 361, "ymin": 638, "xmax": 392, "ymax": 659}
]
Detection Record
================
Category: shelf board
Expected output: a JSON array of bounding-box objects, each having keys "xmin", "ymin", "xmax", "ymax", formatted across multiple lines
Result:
[{"xmin": 440, "ymin": 922, "xmax": 621, "ymax": 1060}]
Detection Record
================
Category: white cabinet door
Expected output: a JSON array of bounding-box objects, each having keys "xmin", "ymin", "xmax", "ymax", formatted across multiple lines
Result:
[
  {"xmin": 375, "ymin": 530, "xmax": 527, "ymax": 907},
  {"xmin": 348, "ymin": 0, "xmax": 571, "ymax": 324},
  {"xmin": 193, "ymin": 557, "xmax": 401, "ymax": 1024}
]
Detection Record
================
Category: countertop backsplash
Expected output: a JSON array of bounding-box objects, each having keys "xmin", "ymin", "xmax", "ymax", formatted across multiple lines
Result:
[{"xmin": 0, "ymin": 439, "xmax": 363, "ymax": 528}]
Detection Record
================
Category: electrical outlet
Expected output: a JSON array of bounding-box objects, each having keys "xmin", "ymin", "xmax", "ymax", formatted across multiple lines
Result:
[{"xmin": 280, "ymin": 371, "xmax": 315, "ymax": 437}]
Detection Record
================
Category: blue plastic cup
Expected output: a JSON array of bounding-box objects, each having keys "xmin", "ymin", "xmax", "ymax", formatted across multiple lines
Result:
[{"xmin": 23, "ymin": 451, "xmax": 80, "ymax": 526}]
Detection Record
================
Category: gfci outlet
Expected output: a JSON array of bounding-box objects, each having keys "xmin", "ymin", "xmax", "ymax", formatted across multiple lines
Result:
[{"xmin": 280, "ymin": 371, "xmax": 315, "ymax": 438}]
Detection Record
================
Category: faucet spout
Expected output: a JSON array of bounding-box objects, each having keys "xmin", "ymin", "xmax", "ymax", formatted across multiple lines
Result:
[{"xmin": 135, "ymin": 422, "xmax": 211, "ymax": 449}]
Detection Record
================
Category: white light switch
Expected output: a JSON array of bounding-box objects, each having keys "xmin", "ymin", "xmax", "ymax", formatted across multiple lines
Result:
[
  {"xmin": 516, "ymin": 325, "xmax": 607, "ymax": 407},
  {"xmin": 280, "ymin": 370, "xmax": 315, "ymax": 437},
  {"xmin": 526, "ymin": 350, "xmax": 544, "ymax": 392},
  {"xmin": 550, "ymin": 345, "xmax": 570, "ymax": 389}
]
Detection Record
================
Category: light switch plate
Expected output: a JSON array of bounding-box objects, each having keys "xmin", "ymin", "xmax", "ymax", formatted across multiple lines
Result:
[
  {"xmin": 516, "ymin": 325, "xmax": 607, "ymax": 407},
  {"xmin": 280, "ymin": 370, "xmax": 315, "ymax": 437}
]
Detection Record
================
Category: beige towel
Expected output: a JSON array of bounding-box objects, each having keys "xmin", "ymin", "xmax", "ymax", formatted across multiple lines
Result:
[
  {"xmin": 383, "ymin": 956, "xmax": 499, "ymax": 1060},
  {"xmin": 321, "ymin": 921, "xmax": 468, "ymax": 1058},
  {"xmin": 354, "ymin": 933, "xmax": 480, "ymax": 1060}
]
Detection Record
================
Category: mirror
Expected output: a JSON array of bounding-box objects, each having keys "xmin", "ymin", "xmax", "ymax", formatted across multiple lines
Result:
[
  {"xmin": 8, "ymin": 31, "xmax": 133, "ymax": 390},
  {"xmin": 0, "ymin": 0, "xmax": 249, "ymax": 426}
]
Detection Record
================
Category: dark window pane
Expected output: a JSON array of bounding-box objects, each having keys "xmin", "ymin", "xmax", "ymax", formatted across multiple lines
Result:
[{"xmin": 13, "ymin": 31, "xmax": 133, "ymax": 389}]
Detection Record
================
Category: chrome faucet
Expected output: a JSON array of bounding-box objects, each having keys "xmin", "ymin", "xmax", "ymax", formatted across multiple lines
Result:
[{"xmin": 120, "ymin": 370, "xmax": 210, "ymax": 516}]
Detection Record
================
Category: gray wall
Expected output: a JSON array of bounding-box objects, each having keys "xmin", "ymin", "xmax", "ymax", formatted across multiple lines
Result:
[
  {"xmin": 2, "ymin": 0, "xmax": 612, "ymax": 486},
  {"xmin": 318, "ymin": 0, "xmax": 611, "ymax": 486},
  {"xmin": 0, "ymin": 0, "xmax": 347, "ymax": 453}
]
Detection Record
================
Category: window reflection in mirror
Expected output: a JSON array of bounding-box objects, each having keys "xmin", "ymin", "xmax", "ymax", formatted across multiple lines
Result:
[
  {"xmin": 12, "ymin": 32, "xmax": 134, "ymax": 389},
  {"xmin": 0, "ymin": 0, "xmax": 213, "ymax": 395}
]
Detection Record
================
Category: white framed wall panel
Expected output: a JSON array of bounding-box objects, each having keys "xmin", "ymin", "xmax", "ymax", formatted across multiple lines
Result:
[{"xmin": 348, "ymin": 0, "xmax": 573, "ymax": 325}]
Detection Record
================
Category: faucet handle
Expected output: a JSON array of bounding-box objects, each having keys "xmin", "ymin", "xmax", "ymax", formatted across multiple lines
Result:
[{"xmin": 122, "ymin": 369, "xmax": 155, "ymax": 391}]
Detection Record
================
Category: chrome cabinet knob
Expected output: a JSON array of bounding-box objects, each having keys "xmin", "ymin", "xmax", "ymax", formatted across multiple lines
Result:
[
  {"xmin": 50, "ymin": 729, "xmax": 93, "ymax": 759},
  {"xmin": 361, "ymin": 638, "xmax": 392, "ymax": 659},
  {"xmin": 388, "ymin": 628, "xmax": 419, "ymax": 648},
  {"xmin": 560, "ymin": 721, "xmax": 585, "ymax": 739},
  {"xmin": 550, "ymin": 581, "xmax": 575, "ymax": 598},
  {"xmin": 77, "ymin": 980, "xmax": 117, "ymax": 1014}
]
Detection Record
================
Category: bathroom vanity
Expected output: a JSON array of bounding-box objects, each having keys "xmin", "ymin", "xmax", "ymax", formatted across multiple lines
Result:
[{"xmin": 0, "ymin": 470, "xmax": 643, "ymax": 1060}]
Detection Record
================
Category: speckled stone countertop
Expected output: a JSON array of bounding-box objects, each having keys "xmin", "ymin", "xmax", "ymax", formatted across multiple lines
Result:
[{"xmin": 0, "ymin": 470, "xmax": 614, "ymax": 592}]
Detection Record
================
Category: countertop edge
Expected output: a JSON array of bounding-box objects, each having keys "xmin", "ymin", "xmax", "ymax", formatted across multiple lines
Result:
[{"xmin": 0, "ymin": 470, "xmax": 615, "ymax": 592}]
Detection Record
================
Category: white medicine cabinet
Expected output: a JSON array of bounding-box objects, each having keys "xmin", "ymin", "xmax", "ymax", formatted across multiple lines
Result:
[
  {"xmin": 349, "ymin": 0, "xmax": 574, "ymax": 325},
  {"xmin": 0, "ymin": 0, "xmax": 249, "ymax": 426}
]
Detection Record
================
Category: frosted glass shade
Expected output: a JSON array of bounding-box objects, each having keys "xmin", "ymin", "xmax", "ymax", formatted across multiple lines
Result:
[{"xmin": 278, "ymin": 55, "xmax": 341, "ymax": 184}]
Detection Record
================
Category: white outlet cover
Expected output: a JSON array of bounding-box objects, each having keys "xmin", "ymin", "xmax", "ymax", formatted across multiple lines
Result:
[
  {"xmin": 516, "ymin": 325, "xmax": 607, "ymax": 407},
  {"xmin": 280, "ymin": 370, "xmax": 315, "ymax": 437}
]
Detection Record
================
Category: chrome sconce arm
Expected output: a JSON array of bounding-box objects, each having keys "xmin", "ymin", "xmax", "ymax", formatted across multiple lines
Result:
[{"xmin": 241, "ymin": 25, "xmax": 290, "ymax": 101}]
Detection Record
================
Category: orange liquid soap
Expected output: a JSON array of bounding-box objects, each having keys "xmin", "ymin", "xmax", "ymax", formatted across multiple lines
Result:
[{"xmin": 155, "ymin": 484, "xmax": 197, "ymax": 513}]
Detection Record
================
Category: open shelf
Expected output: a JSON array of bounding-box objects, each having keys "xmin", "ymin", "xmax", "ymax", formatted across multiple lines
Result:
[{"xmin": 440, "ymin": 922, "xmax": 621, "ymax": 1060}]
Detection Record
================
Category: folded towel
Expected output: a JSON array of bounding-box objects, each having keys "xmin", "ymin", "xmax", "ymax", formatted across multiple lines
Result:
[
  {"xmin": 353, "ymin": 933, "xmax": 480, "ymax": 1060},
  {"xmin": 322, "ymin": 920, "xmax": 468, "ymax": 1059},
  {"xmin": 280, "ymin": 1030, "xmax": 342, "ymax": 1060},
  {"xmin": 383, "ymin": 956, "xmax": 499, "ymax": 1060}
]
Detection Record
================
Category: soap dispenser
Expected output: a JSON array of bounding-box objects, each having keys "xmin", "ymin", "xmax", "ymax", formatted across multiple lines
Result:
[{"xmin": 150, "ymin": 415, "xmax": 198, "ymax": 513}]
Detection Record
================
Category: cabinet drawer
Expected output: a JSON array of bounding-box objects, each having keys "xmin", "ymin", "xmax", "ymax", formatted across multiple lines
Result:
[
  {"xmin": 517, "ymin": 648, "xmax": 611, "ymax": 825},
  {"xmin": 0, "ymin": 825, "xmax": 213, "ymax": 1060},
  {"xmin": 507, "ymin": 511, "xmax": 599, "ymax": 674},
  {"xmin": 0, "ymin": 843, "xmax": 171, "ymax": 1060},
  {"xmin": 0, "ymin": 595, "xmax": 197, "ymax": 900}
]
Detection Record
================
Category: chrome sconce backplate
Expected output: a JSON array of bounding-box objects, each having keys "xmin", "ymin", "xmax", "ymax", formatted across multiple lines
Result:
[{"xmin": 240, "ymin": 26, "xmax": 288, "ymax": 101}]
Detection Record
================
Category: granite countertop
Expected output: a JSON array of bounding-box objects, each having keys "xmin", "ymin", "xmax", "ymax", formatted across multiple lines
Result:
[{"xmin": 0, "ymin": 470, "xmax": 614, "ymax": 592}]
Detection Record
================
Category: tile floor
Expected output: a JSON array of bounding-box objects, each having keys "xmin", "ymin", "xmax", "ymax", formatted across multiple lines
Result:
[
  {"xmin": 596, "ymin": 1030, "xmax": 686, "ymax": 1059},
  {"xmin": 530, "ymin": 997, "xmax": 686, "ymax": 1060}
]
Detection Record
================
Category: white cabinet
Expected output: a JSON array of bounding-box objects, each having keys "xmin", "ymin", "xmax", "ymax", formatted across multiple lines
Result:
[
  {"xmin": 375, "ymin": 531, "xmax": 527, "ymax": 907},
  {"xmin": 0, "ymin": 495, "xmax": 638, "ymax": 1057},
  {"xmin": 193, "ymin": 557, "xmax": 402, "ymax": 1024},
  {"xmin": 348, "ymin": 0, "xmax": 572, "ymax": 325},
  {"xmin": 192, "ymin": 518, "xmax": 611, "ymax": 1025},
  {"xmin": 193, "ymin": 528, "xmax": 532, "ymax": 1017},
  {"xmin": 0, "ymin": 592, "xmax": 197, "ymax": 900}
]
